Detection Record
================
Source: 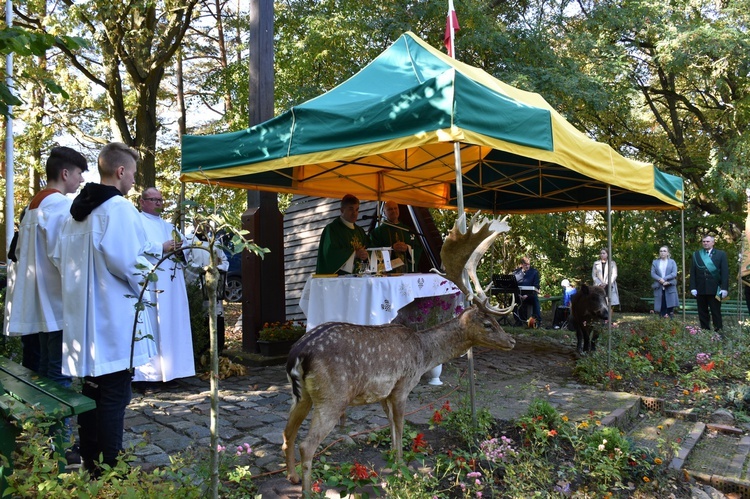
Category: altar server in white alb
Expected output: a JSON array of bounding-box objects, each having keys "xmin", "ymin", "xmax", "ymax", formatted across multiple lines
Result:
[
  {"xmin": 133, "ymin": 187, "xmax": 195, "ymax": 383},
  {"xmin": 4, "ymin": 146, "xmax": 87, "ymax": 388},
  {"xmin": 3, "ymin": 147, "xmax": 88, "ymax": 464},
  {"xmin": 54, "ymin": 142, "xmax": 158, "ymax": 476}
]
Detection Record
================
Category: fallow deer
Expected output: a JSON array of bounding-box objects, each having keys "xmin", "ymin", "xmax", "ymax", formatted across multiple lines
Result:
[{"xmin": 282, "ymin": 213, "xmax": 516, "ymax": 494}]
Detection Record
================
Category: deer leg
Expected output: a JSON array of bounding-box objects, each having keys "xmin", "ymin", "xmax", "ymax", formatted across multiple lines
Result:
[
  {"xmin": 380, "ymin": 399, "xmax": 399, "ymax": 460},
  {"xmin": 299, "ymin": 404, "xmax": 346, "ymax": 494},
  {"xmin": 283, "ymin": 395, "xmax": 312, "ymax": 485},
  {"xmin": 382, "ymin": 396, "xmax": 407, "ymax": 462}
]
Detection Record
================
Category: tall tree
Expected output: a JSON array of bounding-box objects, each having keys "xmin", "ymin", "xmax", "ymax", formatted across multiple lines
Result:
[
  {"xmin": 16, "ymin": 0, "xmax": 200, "ymax": 189},
  {"xmin": 499, "ymin": 0, "xmax": 750, "ymax": 240}
]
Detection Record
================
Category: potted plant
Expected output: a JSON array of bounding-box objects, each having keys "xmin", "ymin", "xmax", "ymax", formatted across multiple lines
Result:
[{"xmin": 257, "ymin": 320, "xmax": 306, "ymax": 356}]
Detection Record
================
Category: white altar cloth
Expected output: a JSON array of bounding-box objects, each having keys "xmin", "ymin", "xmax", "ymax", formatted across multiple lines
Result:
[{"xmin": 299, "ymin": 273, "xmax": 460, "ymax": 331}]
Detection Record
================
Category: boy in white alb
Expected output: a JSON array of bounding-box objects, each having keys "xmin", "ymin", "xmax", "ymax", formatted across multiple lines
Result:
[
  {"xmin": 54, "ymin": 142, "xmax": 158, "ymax": 475},
  {"xmin": 4, "ymin": 146, "xmax": 88, "ymax": 461}
]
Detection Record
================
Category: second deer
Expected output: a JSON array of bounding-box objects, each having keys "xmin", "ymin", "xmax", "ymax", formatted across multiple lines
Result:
[{"xmin": 282, "ymin": 213, "xmax": 516, "ymax": 494}]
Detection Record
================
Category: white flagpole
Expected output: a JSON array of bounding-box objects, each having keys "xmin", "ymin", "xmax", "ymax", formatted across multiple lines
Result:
[
  {"xmin": 445, "ymin": 0, "xmax": 476, "ymax": 425},
  {"xmin": 5, "ymin": 0, "xmax": 14, "ymax": 255}
]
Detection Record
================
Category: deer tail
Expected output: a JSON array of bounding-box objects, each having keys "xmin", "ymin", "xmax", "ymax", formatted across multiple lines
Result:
[{"xmin": 287, "ymin": 356, "xmax": 305, "ymax": 403}]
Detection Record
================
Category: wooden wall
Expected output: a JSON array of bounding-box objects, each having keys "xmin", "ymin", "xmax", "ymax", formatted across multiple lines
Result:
[{"xmin": 283, "ymin": 196, "xmax": 377, "ymax": 322}]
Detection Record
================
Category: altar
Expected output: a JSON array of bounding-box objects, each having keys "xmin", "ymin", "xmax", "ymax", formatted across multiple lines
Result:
[{"xmin": 299, "ymin": 273, "xmax": 460, "ymax": 331}]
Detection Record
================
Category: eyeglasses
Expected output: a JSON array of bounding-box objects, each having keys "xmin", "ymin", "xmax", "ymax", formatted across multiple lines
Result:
[{"xmin": 143, "ymin": 197, "xmax": 163, "ymax": 203}]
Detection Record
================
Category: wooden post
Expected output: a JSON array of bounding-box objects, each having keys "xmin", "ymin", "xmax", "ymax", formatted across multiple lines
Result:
[{"xmin": 242, "ymin": 0, "xmax": 283, "ymax": 352}]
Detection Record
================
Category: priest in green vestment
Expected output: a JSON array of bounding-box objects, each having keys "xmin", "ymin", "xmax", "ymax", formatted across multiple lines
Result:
[
  {"xmin": 316, "ymin": 194, "xmax": 370, "ymax": 274},
  {"xmin": 369, "ymin": 201, "xmax": 423, "ymax": 273}
]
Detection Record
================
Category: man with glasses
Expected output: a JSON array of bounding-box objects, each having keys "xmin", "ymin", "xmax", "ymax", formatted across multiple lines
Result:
[
  {"xmin": 690, "ymin": 234, "xmax": 729, "ymax": 331},
  {"xmin": 133, "ymin": 187, "xmax": 194, "ymax": 387}
]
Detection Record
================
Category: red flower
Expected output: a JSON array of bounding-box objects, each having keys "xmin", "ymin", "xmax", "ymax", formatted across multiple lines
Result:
[
  {"xmin": 441, "ymin": 400, "xmax": 452, "ymax": 412},
  {"xmin": 412, "ymin": 433, "xmax": 428, "ymax": 452},
  {"xmin": 693, "ymin": 383, "xmax": 701, "ymax": 392},
  {"xmin": 548, "ymin": 429, "xmax": 558, "ymax": 437},
  {"xmin": 606, "ymin": 370, "xmax": 617, "ymax": 380},
  {"xmin": 645, "ymin": 352, "xmax": 654, "ymax": 362},
  {"xmin": 350, "ymin": 462, "xmax": 376, "ymax": 481},
  {"xmin": 431, "ymin": 410, "xmax": 443, "ymax": 424},
  {"xmin": 700, "ymin": 361, "xmax": 715, "ymax": 372},
  {"xmin": 312, "ymin": 480, "xmax": 323, "ymax": 493},
  {"xmin": 627, "ymin": 350, "xmax": 636, "ymax": 358}
]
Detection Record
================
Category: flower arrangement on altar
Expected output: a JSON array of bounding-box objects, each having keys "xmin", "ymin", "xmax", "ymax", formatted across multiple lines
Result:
[
  {"xmin": 406, "ymin": 292, "xmax": 464, "ymax": 331},
  {"xmin": 258, "ymin": 321, "xmax": 306, "ymax": 342}
]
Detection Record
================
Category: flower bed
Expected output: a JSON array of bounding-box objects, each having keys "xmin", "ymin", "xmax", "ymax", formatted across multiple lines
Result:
[{"xmin": 257, "ymin": 320, "xmax": 306, "ymax": 356}]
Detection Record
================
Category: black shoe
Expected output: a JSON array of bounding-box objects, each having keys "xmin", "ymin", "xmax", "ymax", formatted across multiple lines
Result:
[{"xmin": 82, "ymin": 458, "xmax": 101, "ymax": 479}]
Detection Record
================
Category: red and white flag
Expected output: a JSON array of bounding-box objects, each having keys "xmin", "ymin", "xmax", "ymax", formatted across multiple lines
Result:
[{"xmin": 444, "ymin": 0, "xmax": 460, "ymax": 58}]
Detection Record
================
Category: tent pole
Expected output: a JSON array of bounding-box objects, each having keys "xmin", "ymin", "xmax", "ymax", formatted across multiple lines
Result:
[
  {"xmin": 681, "ymin": 210, "xmax": 686, "ymax": 322},
  {"xmin": 4, "ymin": 0, "xmax": 14, "ymax": 254},
  {"xmin": 453, "ymin": 141, "xmax": 477, "ymax": 425},
  {"xmin": 606, "ymin": 185, "xmax": 612, "ymax": 368}
]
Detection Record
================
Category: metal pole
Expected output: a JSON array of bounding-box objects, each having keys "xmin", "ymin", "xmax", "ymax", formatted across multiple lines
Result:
[
  {"xmin": 453, "ymin": 142, "xmax": 476, "ymax": 425},
  {"xmin": 5, "ymin": 0, "xmax": 14, "ymax": 254},
  {"xmin": 681, "ymin": 210, "xmax": 686, "ymax": 322},
  {"xmin": 606, "ymin": 185, "xmax": 612, "ymax": 368},
  {"xmin": 453, "ymin": 141, "xmax": 476, "ymax": 426}
]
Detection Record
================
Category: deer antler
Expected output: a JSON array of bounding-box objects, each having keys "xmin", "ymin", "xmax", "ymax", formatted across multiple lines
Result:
[{"xmin": 441, "ymin": 212, "xmax": 514, "ymax": 315}]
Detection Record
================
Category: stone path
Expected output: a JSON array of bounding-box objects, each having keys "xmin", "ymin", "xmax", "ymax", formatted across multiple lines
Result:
[
  {"xmin": 120, "ymin": 332, "xmax": 749, "ymax": 498},
  {"xmin": 121, "ymin": 335, "xmax": 652, "ymax": 495}
]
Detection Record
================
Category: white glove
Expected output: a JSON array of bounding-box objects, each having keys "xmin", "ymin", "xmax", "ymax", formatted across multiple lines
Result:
[
  {"xmin": 720, "ymin": 290, "xmax": 728, "ymax": 299},
  {"xmin": 691, "ymin": 289, "xmax": 697, "ymax": 297}
]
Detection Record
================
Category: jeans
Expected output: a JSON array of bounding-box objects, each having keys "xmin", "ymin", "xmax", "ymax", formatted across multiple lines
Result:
[
  {"xmin": 39, "ymin": 330, "xmax": 74, "ymax": 442},
  {"xmin": 38, "ymin": 330, "xmax": 72, "ymax": 388},
  {"xmin": 21, "ymin": 333, "xmax": 40, "ymax": 372},
  {"xmin": 79, "ymin": 370, "xmax": 133, "ymax": 467}
]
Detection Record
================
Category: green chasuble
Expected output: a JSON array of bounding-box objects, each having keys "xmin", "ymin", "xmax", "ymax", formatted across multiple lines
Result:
[
  {"xmin": 316, "ymin": 217, "xmax": 369, "ymax": 274},
  {"xmin": 369, "ymin": 221, "xmax": 423, "ymax": 273}
]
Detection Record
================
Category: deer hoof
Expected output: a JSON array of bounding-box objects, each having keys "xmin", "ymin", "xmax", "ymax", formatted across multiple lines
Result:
[{"xmin": 287, "ymin": 472, "xmax": 301, "ymax": 484}]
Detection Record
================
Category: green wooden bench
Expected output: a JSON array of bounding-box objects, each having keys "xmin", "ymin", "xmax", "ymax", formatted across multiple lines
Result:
[
  {"xmin": 639, "ymin": 297, "xmax": 746, "ymax": 316},
  {"xmin": 0, "ymin": 356, "xmax": 95, "ymax": 493},
  {"xmin": 539, "ymin": 294, "xmax": 563, "ymax": 310}
]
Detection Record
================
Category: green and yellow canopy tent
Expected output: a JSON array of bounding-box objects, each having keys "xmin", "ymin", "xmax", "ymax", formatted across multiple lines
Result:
[
  {"xmin": 181, "ymin": 31, "xmax": 689, "ymax": 390},
  {"xmin": 181, "ymin": 31, "xmax": 684, "ymax": 214}
]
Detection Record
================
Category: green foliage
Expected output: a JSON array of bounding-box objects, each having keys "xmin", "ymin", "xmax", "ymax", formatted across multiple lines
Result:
[
  {"xmin": 0, "ymin": 26, "xmax": 87, "ymax": 116},
  {"xmin": 515, "ymin": 399, "xmax": 574, "ymax": 456},
  {"xmin": 314, "ymin": 459, "xmax": 379, "ymax": 499},
  {"xmin": 5, "ymin": 416, "xmax": 206, "ymax": 498},
  {"xmin": 578, "ymin": 426, "xmax": 632, "ymax": 488},
  {"xmin": 574, "ymin": 317, "xmax": 750, "ymax": 415},
  {"xmin": 727, "ymin": 384, "xmax": 750, "ymax": 412},
  {"xmin": 437, "ymin": 399, "xmax": 494, "ymax": 447}
]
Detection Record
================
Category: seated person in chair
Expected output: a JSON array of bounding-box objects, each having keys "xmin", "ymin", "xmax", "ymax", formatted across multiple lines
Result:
[
  {"xmin": 515, "ymin": 256, "xmax": 542, "ymax": 327},
  {"xmin": 316, "ymin": 194, "xmax": 370, "ymax": 274},
  {"xmin": 553, "ymin": 279, "xmax": 577, "ymax": 329}
]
